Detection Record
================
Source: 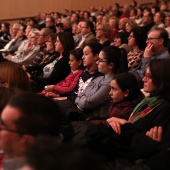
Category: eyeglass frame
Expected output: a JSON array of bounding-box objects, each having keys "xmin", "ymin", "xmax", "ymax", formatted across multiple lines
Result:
[
  {"xmin": 146, "ymin": 37, "xmax": 161, "ymax": 41},
  {"xmin": 97, "ymin": 58, "xmax": 107, "ymax": 62}
]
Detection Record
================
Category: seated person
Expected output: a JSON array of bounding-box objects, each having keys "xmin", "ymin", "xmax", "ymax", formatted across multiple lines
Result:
[{"xmin": 41, "ymin": 48, "xmax": 84, "ymax": 96}]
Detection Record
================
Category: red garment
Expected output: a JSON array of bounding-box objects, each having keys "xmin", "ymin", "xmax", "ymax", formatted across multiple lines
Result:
[
  {"xmin": 108, "ymin": 29, "xmax": 118, "ymax": 41},
  {"xmin": 53, "ymin": 70, "xmax": 83, "ymax": 94}
]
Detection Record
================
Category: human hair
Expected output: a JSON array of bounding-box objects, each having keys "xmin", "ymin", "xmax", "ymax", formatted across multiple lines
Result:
[
  {"xmin": 0, "ymin": 87, "xmax": 19, "ymax": 113},
  {"xmin": 69, "ymin": 48, "xmax": 84, "ymax": 69},
  {"xmin": 31, "ymin": 28, "xmax": 39, "ymax": 36},
  {"xmin": 8, "ymin": 92, "xmax": 61, "ymax": 137},
  {"xmin": 149, "ymin": 59, "xmax": 170, "ymax": 99},
  {"xmin": 155, "ymin": 11, "xmax": 166, "ymax": 22},
  {"xmin": 25, "ymin": 137, "xmax": 107, "ymax": 170},
  {"xmin": 46, "ymin": 16, "xmax": 55, "ymax": 23},
  {"xmin": 149, "ymin": 27, "xmax": 169, "ymax": 46},
  {"xmin": 96, "ymin": 22, "xmax": 112, "ymax": 38},
  {"xmin": 112, "ymin": 73, "xmax": 141, "ymax": 101},
  {"xmin": 126, "ymin": 20, "xmax": 138, "ymax": 31},
  {"xmin": 115, "ymin": 31, "xmax": 128, "ymax": 44},
  {"xmin": 131, "ymin": 27, "xmax": 147, "ymax": 50},
  {"xmin": 101, "ymin": 46, "xmax": 128, "ymax": 73},
  {"xmin": 1, "ymin": 22, "xmax": 10, "ymax": 34},
  {"xmin": 57, "ymin": 32, "xmax": 75, "ymax": 56},
  {"xmin": 84, "ymin": 42, "xmax": 103, "ymax": 56},
  {"xmin": 41, "ymin": 28, "xmax": 53, "ymax": 36},
  {"xmin": 82, "ymin": 20, "xmax": 95, "ymax": 34},
  {"xmin": 0, "ymin": 61, "xmax": 30, "ymax": 91}
]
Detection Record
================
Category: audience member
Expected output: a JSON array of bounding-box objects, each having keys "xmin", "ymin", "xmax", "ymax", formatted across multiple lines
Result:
[
  {"xmin": 42, "ymin": 48, "xmax": 84, "ymax": 97},
  {"xmin": 0, "ymin": 92, "xmax": 61, "ymax": 170},
  {"xmin": 76, "ymin": 20, "xmax": 97, "ymax": 49},
  {"xmin": 0, "ymin": 61, "xmax": 30, "ymax": 91},
  {"xmin": 95, "ymin": 22, "xmax": 111, "ymax": 47}
]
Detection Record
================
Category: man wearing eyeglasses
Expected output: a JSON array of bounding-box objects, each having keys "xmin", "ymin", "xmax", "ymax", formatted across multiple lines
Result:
[
  {"xmin": 0, "ymin": 92, "xmax": 61, "ymax": 170},
  {"xmin": 130, "ymin": 27, "xmax": 170, "ymax": 87}
]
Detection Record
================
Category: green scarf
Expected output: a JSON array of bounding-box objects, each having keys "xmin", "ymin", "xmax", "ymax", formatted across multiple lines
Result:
[{"xmin": 128, "ymin": 96, "xmax": 164, "ymax": 123}]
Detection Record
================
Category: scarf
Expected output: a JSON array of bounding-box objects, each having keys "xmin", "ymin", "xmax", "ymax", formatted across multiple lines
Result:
[{"xmin": 128, "ymin": 96, "xmax": 164, "ymax": 123}]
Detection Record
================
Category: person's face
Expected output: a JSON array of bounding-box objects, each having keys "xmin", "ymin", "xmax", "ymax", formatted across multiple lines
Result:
[
  {"xmin": 118, "ymin": 19, "xmax": 126, "ymax": 30},
  {"xmin": 0, "ymin": 105, "xmax": 24, "ymax": 158},
  {"xmin": 143, "ymin": 12, "xmax": 151, "ymax": 23},
  {"xmin": 71, "ymin": 14, "xmax": 78, "ymax": 23},
  {"xmin": 165, "ymin": 16, "xmax": 170, "ymax": 27},
  {"xmin": 128, "ymin": 33, "xmax": 136, "ymax": 46},
  {"xmin": 55, "ymin": 37, "xmax": 63, "ymax": 53},
  {"xmin": 146, "ymin": 30, "xmax": 162, "ymax": 52},
  {"xmin": 17, "ymin": 26, "xmax": 25, "ymax": 37},
  {"xmin": 25, "ymin": 25, "xmax": 32, "ymax": 37},
  {"xmin": 97, "ymin": 51, "xmax": 112, "ymax": 74},
  {"xmin": 80, "ymin": 22, "xmax": 90, "ymax": 36},
  {"xmin": 30, "ymin": 33, "xmax": 38, "ymax": 45},
  {"xmin": 10, "ymin": 24, "xmax": 19, "ymax": 37},
  {"xmin": 37, "ymin": 30, "xmax": 47, "ymax": 45},
  {"xmin": 142, "ymin": 68, "xmax": 157, "ymax": 93},
  {"xmin": 95, "ymin": 25, "xmax": 104, "ymax": 39},
  {"xmin": 109, "ymin": 19, "xmax": 116, "ymax": 29},
  {"xmin": 82, "ymin": 46, "xmax": 97, "ymax": 68},
  {"xmin": 1, "ymin": 24, "xmax": 6, "ymax": 32},
  {"xmin": 125, "ymin": 23, "xmax": 132, "ymax": 33},
  {"xmin": 45, "ymin": 18, "xmax": 53, "ymax": 28},
  {"xmin": 114, "ymin": 37, "xmax": 122, "ymax": 47},
  {"xmin": 76, "ymin": 22, "xmax": 82, "ymax": 34},
  {"xmin": 72, "ymin": 24, "xmax": 78, "ymax": 34},
  {"xmin": 109, "ymin": 80, "xmax": 129, "ymax": 103},
  {"xmin": 154, "ymin": 13, "xmax": 162, "ymax": 23},
  {"xmin": 69, "ymin": 54, "xmax": 82, "ymax": 71},
  {"xmin": 46, "ymin": 37, "xmax": 54, "ymax": 52}
]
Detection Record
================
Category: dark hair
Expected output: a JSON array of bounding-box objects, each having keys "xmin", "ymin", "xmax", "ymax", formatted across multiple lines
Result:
[
  {"xmin": 0, "ymin": 87, "xmax": 17, "ymax": 113},
  {"xmin": 48, "ymin": 33, "xmax": 57, "ymax": 44},
  {"xmin": 149, "ymin": 27, "xmax": 169, "ymax": 46},
  {"xmin": 57, "ymin": 32, "xmax": 75, "ymax": 56},
  {"xmin": 131, "ymin": 27, "xmax": 147, "ymax": 50},
  {"xmin": 82, "ymin": 20, "xmax": 95, "ymax": 34},
  {"xmin": 1, "ymin": 22, "xmax": 10, "ymax": 34},
  {"xmin": 85, "ymin": 42, "xmax": 103, "ymax": 55},
  {"xmin": 25, "ymin": 137, "xmax": 107, "ymax": 170},
  {"xmin": 101, "ymin": 46, "xmax": 128, "ymax": 74},
  {"xmin": 46, "ymin": 16, "xmax": 55, "ymax": 23},
  {"xmin": 112, "ymin": 73, "xmax": 141, "ymax": 100},
  {"xmin": 69, "ymin": 48, "xmax": 84, "ymax": 69},
  {"xmin": 115, "ymin": 31, "xmax": 128, "ymax": 44},
  {"xmin": 149, "ymin": 59, "xmax": 170, "ymax": 99},
  {"xmin": 8, "ymin": 92, "xmax": 61, "ymax": 137}
]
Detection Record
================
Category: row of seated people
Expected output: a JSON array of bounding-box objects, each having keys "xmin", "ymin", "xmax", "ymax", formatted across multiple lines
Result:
[{"xmin": 0, "ymin": 57, "xmax": 170, "ymax": 170}]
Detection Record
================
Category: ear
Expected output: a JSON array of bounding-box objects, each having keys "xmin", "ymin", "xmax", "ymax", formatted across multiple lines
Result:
[
  {"xmin": 124, "ymin": 90, "xmax": 129, "ymax": 97},
  {"xmin": 21, "ymin": 135, "xmax": 35, "ymax": 147},
  {"xmin": 108, "ymin": 62, "xmax": 114, "ymax": 69},
  {"xmin": 78, "ymin": 60, "xmax": 82, "ymax": 66},
  {"xmin": 94, "ymin": 54, "xmax": 99, "ymax": 61}
]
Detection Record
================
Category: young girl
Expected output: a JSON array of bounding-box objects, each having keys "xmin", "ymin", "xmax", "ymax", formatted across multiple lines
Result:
[{"xmin": 41, "ymin": 48, "xmax": 84, "ymax": 96}]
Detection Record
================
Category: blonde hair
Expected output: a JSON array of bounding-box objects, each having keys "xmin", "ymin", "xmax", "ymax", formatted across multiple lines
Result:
[{"xmin": 96, "ymin": 22, "xmax": 112, "ymax": 38}]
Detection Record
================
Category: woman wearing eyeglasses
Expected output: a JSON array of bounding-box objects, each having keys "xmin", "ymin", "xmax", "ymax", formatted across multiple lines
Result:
[
  {"xmin": 87, "ymin": 59, "xmax": 170, "ymax": 169},
  {"xmin": 75, "ymin": 46, "xmax": 128, "ymax": 118}
]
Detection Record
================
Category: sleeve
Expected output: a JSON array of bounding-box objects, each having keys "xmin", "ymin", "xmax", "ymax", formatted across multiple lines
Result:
[
  {"xmin": 30, "ymin": 57, "xmax": 71, "ymax": 86},
  {"xmin": 53, "ymin": 70, "xmax": 82, "ymax": 94},
  {"xmin": 75, "ymin": 78, "xmax": 111, "ymax": 111}
]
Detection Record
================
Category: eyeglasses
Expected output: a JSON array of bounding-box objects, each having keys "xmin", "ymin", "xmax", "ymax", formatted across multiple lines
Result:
[
  {"xmin": 0, "ymin": 120, "xmax": 25, "ymax": 135},
  {"xmin": 95, "ymin": 28, "xmax": 103, "ymax": 31},
  {"xmin": 146, "ymin": 37, "xmax": 161, "ymax": 41},
  {"xmin": 81, "ymin": 26, "xmax": 88, "ymax": 29},
  {"xmin": 144, "ymin": 72, "xmax": 152, "ymax": 81},
  {"xmin": 97, "ymin": 58, "xmax": 107, "ymax": 62},
  {"xmin": 38, "ymin": 34, "xmax": 46, "ymax": 37}
]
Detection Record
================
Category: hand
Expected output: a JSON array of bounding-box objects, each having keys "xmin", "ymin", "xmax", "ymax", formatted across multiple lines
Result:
[
  {"xmin": 22, "ymin": 65, "xmax": 27, "ymax": 71},
  {"xmin": 53, "ymin": 97, "xmax": 67, "ymax": 101},
  {"xmin": 44, "ymin": 85, "xmax": 54, "ymax": 92},
  {"xmin": 106, "ymin": 117, "xmax": 128, "ymax": 134},
  {"xmin": 45, "ymin": 92, "xmax": 59, "ymax": 98},
  {"xmin": 143, "ymin": 43, "xmax": 153, "ymax": 58},
  {"xmin": 146, "ymin": 126, "xmax": 162, "ymax": 142},
  {"xmin": 4, "ymin": 54, "xmax": 12, "ymax": 60}
]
